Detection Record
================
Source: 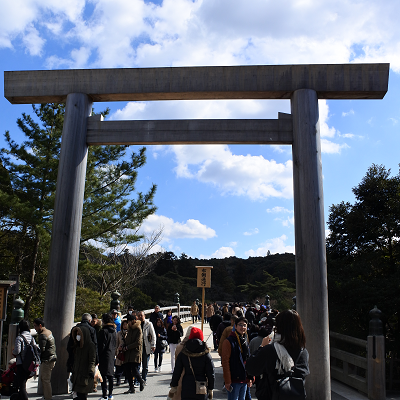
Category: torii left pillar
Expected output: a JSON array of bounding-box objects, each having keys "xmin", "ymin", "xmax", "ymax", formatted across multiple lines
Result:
[{"xmin": 43, "ymin": 93, "xmax": 92, "ymax": 394}]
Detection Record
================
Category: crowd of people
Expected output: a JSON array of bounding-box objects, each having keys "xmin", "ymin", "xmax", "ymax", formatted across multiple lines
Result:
[{"xmin": 6, "ymin": 301, "xmax": 309, "ymax": 400}]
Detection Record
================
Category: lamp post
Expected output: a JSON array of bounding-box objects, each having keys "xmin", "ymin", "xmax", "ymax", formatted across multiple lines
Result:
[{"xmin": 174, "ymin": 293, "xmax": 180, "ymax": 318}]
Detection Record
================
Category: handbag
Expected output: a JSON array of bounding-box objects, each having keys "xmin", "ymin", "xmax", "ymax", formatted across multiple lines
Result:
[
  {"xmin": 272, "ymin": 350, "xmax": 306, "ymax": 400},
  {"xmin": 161, "ymin": 339, "xmax": 169, "ymax": 349},
  {"xmin": 188, "ymin": 356, "xmax": 207, "ymax": 395}
]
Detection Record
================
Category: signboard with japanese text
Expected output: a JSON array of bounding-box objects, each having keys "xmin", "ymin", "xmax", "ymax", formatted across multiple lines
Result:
[{"xmin": 196, "ymin": 266, "xmax": 212, "ymax": 288}]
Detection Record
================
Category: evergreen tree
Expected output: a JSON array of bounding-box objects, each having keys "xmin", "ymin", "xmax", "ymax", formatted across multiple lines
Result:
[
  {"xmin": 0, "ymin": 104, "xmax": 157, "ymax": 317},
  {"xmin": 327, "ymin": 164, "xmax": 400, "ymax": 350}
]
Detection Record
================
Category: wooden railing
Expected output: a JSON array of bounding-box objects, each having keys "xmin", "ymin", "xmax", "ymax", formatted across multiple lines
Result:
[
  {"xmin": 330, "ymin": 331, "xmax": 368, "ymax": 394},
  {"xmin": 330, "ymin": 306, "xmax": 386, "ymax": 400},
  {"xmin": 143, "ymin": 305, "xmax": 192, "ymax": 322}
]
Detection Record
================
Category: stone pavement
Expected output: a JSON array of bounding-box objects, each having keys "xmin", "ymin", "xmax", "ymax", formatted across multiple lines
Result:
[{"xmin": 13, "ymin": 320, "xmax": 398, "ymax": 400}]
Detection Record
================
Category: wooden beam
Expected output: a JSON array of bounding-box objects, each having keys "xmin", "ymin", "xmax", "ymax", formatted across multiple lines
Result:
[
  {"xmin": 5, "ymin": 63, "xmax": 389, "ymax": 104},
  {"xmin": 86, "ymin": 115, "xmax": 293, "ymax": 145}
]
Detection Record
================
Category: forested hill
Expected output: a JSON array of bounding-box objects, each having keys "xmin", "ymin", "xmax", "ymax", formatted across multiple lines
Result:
[{"xmin": 137, "ymin": 252, "xmax": 295, "ymax": 308}]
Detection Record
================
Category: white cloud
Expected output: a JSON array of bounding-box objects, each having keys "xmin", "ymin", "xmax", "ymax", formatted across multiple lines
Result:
[
  {"xmin": 139, "ymin": 214, "xmax": 216, "ymax": 240},
  {"xmin": 342, "ymin": 110, "xmax": 355, "ymax": 117},
  {"xmin": 2, "ymin": 0, "xmax": 400, "ymax": 71},
  {"xmin": 282, "ymin": 216, "xmax": 295, "ymax": 227},
  {"xmin": 319, "ymin": 100, "xmax": 337, "ymax": 139},
  {"xmin": 389, "ymin": 118, "xmax": 398, "ymax": 125},
  {"xmin": 321, "ymin": 139, "xmax": 350, "ymax": 154},
  {"xmin": 245, "ymin": 234, "xmax": 295, "ymax": 257},
  {"xmin": 267, "ymin": 207, "xmax": 292, "ymax": 213},
  {"xmin": 171, "ymin": 145, "xmax": 293, "ymax": 200},
  {"xmin": 201, "ymin": 246, "xmax": 236, "ymax": 259},
  {"xmin": 243, "ymin": 228, "xmax": 259, "ymax": 236},
  {"xmin": 22, "ymin": 25, "xmax": 45, "ymax": 56}
]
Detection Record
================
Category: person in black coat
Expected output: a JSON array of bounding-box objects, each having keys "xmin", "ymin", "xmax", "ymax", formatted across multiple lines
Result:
[
  {"xmin": 98, "ymin": 313, "xmax": 117, "ymax": 400},
  {"xmin": 167, "ymin": 316, "xmax": 184, "ymax": 372},
  {"xmin": 154, "ymin": 318, "xmax": 167, "ymax": 371},
  {"xmin": 246, "ymin": 310, "xmax": 310, "ymax": 400},
  {"xmin": 67, "ymin": 313, "xmax": 99, "ymax": 372},
  {"xmin": 169, "ymin": 327, "xmax": 214, "ymax": 400},
  {"xmin": 208, "ymin": 311, "xmax": 223, "ymax": 351}
]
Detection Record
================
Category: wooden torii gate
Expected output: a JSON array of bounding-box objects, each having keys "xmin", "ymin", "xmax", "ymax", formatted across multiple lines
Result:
[{"xmin": 5, "ymin": 63, "xmax": 389, "ymax": 399}]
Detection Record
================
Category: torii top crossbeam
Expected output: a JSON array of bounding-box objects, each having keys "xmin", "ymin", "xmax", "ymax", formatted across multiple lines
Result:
[{"xmin": 5, "ymin": 63, "xmax": 389, "ymax": 104}]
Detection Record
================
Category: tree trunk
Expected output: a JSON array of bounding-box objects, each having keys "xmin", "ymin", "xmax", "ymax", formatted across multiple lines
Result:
[{"xmin": 24, "ymin": 232, "xmax": 40, "ymax": 318}]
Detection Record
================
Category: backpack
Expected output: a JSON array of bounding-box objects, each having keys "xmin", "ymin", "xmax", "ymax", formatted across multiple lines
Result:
[
  {"xmin": 21, "ymin": 336, "xmax": 41, "ymax": 377},
  {"xmin": 272, "ymin": 350, "xmax": 306, "ymax": 400}
]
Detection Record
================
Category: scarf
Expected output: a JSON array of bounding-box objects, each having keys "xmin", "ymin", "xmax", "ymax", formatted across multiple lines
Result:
[
  {"xmin": 235, "ymin": 331, "xmax": 249, "ymax": 361},
  {"xmin": 274, "ymin": 342, "xmax": 294, "ymax": 375}
]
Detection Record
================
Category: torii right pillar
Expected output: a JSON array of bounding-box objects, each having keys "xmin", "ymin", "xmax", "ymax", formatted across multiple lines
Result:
[{"xmin": 291, "ymin": 89, "xmax": 331, "ymax": 400}]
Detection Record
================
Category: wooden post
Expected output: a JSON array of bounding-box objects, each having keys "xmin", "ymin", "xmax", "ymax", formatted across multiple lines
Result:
[
  {"xmin": 291, "ymin": 89, "xmax": 331, "ymax": 400},
  {"xmin": 201, "ymin": 287, "xmax": 205, "ymax": 332},
  {"xmin": 43, "ymin": 93, "xmax": 92, "ymax": 395}
]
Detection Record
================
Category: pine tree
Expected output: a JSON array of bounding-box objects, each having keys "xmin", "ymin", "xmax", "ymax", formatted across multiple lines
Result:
[{"xmin": 0, "ymin": 104, "xmax": 158, "ymax": 317}]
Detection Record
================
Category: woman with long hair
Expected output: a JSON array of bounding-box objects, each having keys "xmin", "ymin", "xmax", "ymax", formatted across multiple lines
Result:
[
  {"xmin": 115, "ymin": 319, "xmax": 128, "ymax": 385},
  {"xmin": 246, "ymin": 310, "xmax": 310, "ymax": 400}
]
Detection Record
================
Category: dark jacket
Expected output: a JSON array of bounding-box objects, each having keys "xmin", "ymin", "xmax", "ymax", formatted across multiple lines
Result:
[
  {"xmin": 150, "ymin": 311, "xmax": 164, "ymax": 327},
  {"xmin": 98, "ymin": 323, "xmax": 117, "ymax": 376},
  {"xmin": 167, "ymin": 323, "xmax": 183, "ymax": 344},
  {"xmin": 37, "ymin": 327, "xmax": 57, "ymax": 362},
  {"xmin": 67, "ymin": 320, "xmax": 99, "ymax": 371},
  {"xmin": 155, "ymin": 325, "xmax": 168, "ymax": 353},
  {"xmin": 171, "ymin": 339, "xmax": 215, "ymax": 400},
  {"xmin": 209, "ymin": 314, "xmax": 223, "ymax": 332},
  {"xmin": 70, "ymin": 325, "xmax": 96, "ymax": 394},
  {"xmin": 246, "ymin": 343, "xmax": 310, "ymax": 400},
  {"xmin": 216, "ymin": 320, "xmax": 231, "ymax": 340}
]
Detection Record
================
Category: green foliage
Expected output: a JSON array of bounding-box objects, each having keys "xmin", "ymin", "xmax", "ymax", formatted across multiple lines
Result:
[
  {"xmin": 138, "ymin": 252, "xmax": 296, "ymax": 307},
  {"xmin": 123, "ymin": 287, "xmax": 155, "ymax": 311},
  {"xmin": 327, "ymin": 164, "xmax": 400, "ymax": 351},
  {"xmin": 0, "ymin": 104, "xmax": 158, "ymax": 320},
  {"xmin": 75, "ymin": 287, "xmax": 110, "ymax": 321},
  {"xmin": 238, "ymin": 271, "xmax": 295, "ymax": 310}
]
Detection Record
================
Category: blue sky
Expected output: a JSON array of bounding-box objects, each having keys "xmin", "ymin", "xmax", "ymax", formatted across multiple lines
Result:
[{"xmin": 1, "ymin": 0, "xmax": 399, "ymax": 259}]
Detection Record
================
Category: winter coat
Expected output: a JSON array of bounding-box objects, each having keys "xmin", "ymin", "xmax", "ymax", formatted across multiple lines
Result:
[
  {"xmin": 123, "ymin": 320, "xmax": 142, "ymax": 364},
  {"xmin": 70, "ymin": 325, "xmax": 96, "ymax": 394},
  {"xmin": 141, "ymin": 320, "xmax": 156, "ymax": 355},
  {"xmin": 216, "ymin": 320, "xmax": 231, "ymax": 340},
  {"xmin": 190, "ymin": 304, "xmax": 199, "ymax": 316},
  {"xmin": 206, "ymin": 305, "xmax": 214, "ymax": 318},
  {"xmin": 37, "ymin": 327, "xmax": 57, "ymax": 362},
  {"xmin": 13, "ymin": 331, "xmax": 37, "ymax": 366},
  {"xmin": 167, "ymin": 323, "xmax": 183, "ymax": 344},
  {"xmin": 115, "ymin": 328, "xmax": 128, "ymax": 367},
  {"xmin": 155, "ymin": 325, "xmax": 168, "ymax": 353},
  {"xmin": 67, "ymin": 320, "xmax": 99, "ymax": 370},
  {"xmin": 98, "ymin": 323, "xmax": 117, "ymax": 377},
  {"xmin": 150, "ymin": 311, "xmax": 164, "ymax": 327},
  {"xmin": 171, "ymin": 339, "xmax": 215, "ymax": 400},
  {"xmin": 246, "ymin": 343, "xmax": 310, "ymax": 400},
  {"xmin": 209, "ymin": 314, "xmax": 223, "ymax": 332}
]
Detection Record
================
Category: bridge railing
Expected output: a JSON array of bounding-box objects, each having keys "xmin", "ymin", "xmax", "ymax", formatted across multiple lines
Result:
[
  {"xmin": 330, "ymin": 331, "xmax": 368, "ymax": 394},
  {"xmin": 330, "ymin": 306, "xmax": 386, "ymax": 400},
  {"xmin": 143, "ymin": 305, "xmax": 192, "ymax": 322}
]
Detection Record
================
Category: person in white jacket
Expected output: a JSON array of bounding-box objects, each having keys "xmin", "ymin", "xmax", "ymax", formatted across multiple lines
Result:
[{"xmin": 137, "ymin": 311, "xmax": 156, "ymax": 383}]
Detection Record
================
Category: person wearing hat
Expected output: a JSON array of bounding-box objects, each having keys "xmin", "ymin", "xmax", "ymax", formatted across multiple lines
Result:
[
  {"xmin": 111, "ymin": 310, "xmax": 121, "ymax": 332},
  {"xmin": 169, "ymin": 327, "xmax": 214, "ymax": 400}
]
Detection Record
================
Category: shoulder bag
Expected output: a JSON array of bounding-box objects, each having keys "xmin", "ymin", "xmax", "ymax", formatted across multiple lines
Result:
[{"xmin": 188, "ymin": 356, "xmax": 207, "ymax": 395}]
